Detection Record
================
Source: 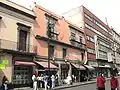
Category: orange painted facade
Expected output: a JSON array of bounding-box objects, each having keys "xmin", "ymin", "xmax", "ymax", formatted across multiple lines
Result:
[{"xmin": 34, "ymin": 5, "xmax": 86, "ymax": 62}]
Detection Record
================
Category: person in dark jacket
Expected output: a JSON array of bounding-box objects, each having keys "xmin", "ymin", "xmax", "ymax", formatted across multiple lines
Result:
[
  {"xmin": 1, "ymin": 76, "xmax": 8, "ymax": 90},
  {"xmin": 110, "ymin": 74, "xmax": 119, "ymax": 90},
  {"xmin": 97, "ymin": 73, "xmax": 106, "ymax": 90}
]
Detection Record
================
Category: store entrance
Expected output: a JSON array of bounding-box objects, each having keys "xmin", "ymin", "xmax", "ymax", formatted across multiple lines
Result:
[{"xmin": 13, "ymin": 66, "xmax": 33, "ymax": 88}]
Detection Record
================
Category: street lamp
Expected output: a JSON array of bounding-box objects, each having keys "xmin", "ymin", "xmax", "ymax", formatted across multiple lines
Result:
[{"xmin": 47, "ymin": 18, "xmax": 55, "ymax": 87}]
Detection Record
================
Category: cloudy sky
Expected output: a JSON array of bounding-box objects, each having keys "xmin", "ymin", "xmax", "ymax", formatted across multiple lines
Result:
[{"xmin": 10, "ymin": 0, "xmax": 120, "ymax": 33}]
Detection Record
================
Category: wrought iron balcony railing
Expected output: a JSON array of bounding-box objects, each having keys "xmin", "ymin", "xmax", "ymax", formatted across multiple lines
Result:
[
  {"xmin": 47, "ymin": 30, "xmax": 58, "ymax": 40},
  {"xmin": 70, "ymin": 39, "xmax": 86, "ymax": 50},
  {"xmin": 0, "ymin": 39, "xmax": 37, "ymax": 53}
]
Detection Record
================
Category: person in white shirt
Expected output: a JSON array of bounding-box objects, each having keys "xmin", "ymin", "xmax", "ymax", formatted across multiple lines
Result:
[
  {"xmin": 32, "ymin": 74, "xmax": 38, "ymax": 90},
  {"xmin": 51, "ymin": 75, "xmax": 55, "ymax": 88},
  {"xmin": 67, "ymin": 75, "xmax": 72, "ymax": 85},
  {"xmin": 44, "ymin": 75, "xmax": 48, "ymax": 90},
  {"xmin": 37, "ymin": 74, "xmax": 44, "ymax": 88}
]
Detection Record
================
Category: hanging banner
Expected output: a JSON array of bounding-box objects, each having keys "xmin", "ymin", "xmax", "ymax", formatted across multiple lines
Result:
[
  {"xmin": 1, "ymin": 60, "xmax": 8, "ymax": 65},
  {"xmin": 0, "ymin": 60, "xmax": 8, "ymax": 70},
  {"xmin": 0, "ymin": 64, "xmax": 5, "ymax": 70}
]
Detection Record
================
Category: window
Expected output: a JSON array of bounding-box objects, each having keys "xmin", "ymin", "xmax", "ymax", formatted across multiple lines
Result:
[
  {"xmin": 99, "ymin": 50, "xmax": 107, "ymax": 59},
  {"xmin": 99, "ymin": 41, "xmax": 110, "ymax": 48},
  {"xmin": 84, "ymin": 13, "xmax": 108, "ymax": 32},
  {"xmin": 93, "ymin": 19, "xmax": 108, "ymax": 32},
  {"xmin": 49, "ymin": 45, "xmax": 54, "ymax": 58},
  {"xmin": 46, "ymin": 15, "xmax": 57, "ymax": 39},
  {"xmin": 85, "ymin": 23, "xmax": 110, "ymax": 41},
  {"xmin": 79, "ymin": 36, "xmax": 82, "ymax": 43},
  {"xmin": 86, "ymin": 35, "xmax": 94, "ymax": 43},
  {"xmin": 84, "ymin": 13, "xmax": 93, "ymax": 21},
  {"xmin": 81, "ymin": 53, "xmax": 84, "ymax": 61},
  {"xmin": 87, "ymin": 36, "xmax": 89, "ymax": 40},
  {"xmin": 87, "ymin": 48, "xmax": 95, "ymax": 54},
  {"xmin": 70, "ymin": 32, "xmax": 76, "ymax": 40},
  {"xmin": 17, "ymin": 23, "xmax": 30, "ymax": 51},
  {"xmin": 90, "ymin": 37, "xmax": 94, "ymax": 43},
  {"xmin": 19, "ymin": 30, "xmax": 27, "ymax": 51},
  {"xmin": 85, "ymin": 23, "xmax": 91, "ymax": 30},
  {"xmin": 13, "ymin": 66, "xmax": 31, "ymax": 85},
  {"xmin": 63, "ymin": 48, "xmax": 67, "ymax": 59}
]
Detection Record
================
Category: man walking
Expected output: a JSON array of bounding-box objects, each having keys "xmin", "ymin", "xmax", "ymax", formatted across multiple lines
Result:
[
  {"xmin": 97, "ymin": 73, "xmax": 106, "ymax": 90},
  {"xmin": 110, "ymin": 74, "xmax": 119, "ymax": 90}
]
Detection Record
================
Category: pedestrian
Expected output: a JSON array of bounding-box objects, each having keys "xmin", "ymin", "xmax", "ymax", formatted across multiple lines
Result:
[
  {"xmin": 55, "ymin": 74, "xmax": 59, "ymax": 86},
  {"xmin": 37, "ymin": 74, "xmax": 41, "ymax": 88},
  {"xmin": 51, "ymin": 75, "xmax": 55, "ymax": 88},
  {"xmin": 37, "ymin": 74, "xmax": 44, "ymax": 88},
  {"xmin": 44, "ymin": 74, "xmax": 48, "ymax": 90},
  {"xmin": 1, "ymin": 76, "xmax": 8, "ymax": 90},
  {"xmin": 32, "ymin": 73, "xmax": 38, "ymax": 90},
  {"xmin": 110, "ymin": 74, "xmax": 119, "ymax": 90},
  {"xmin": 97, "ymin": 73, "xmax": 106, "ymax": 90}
]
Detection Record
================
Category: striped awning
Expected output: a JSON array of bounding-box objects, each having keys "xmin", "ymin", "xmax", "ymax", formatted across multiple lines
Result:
[
  {"xmin": 35, "ymin": 61, "xmax": 58, "ymax": 69},
  {"xmin": 72, "ymin": 63, "xmax": 86, "ymax": 70},
  {"xmin": 15, "ymin": 61, "xmax": 35, "ymax": 66},
  {"xmin": 84, "ymin": 65, "xmax": 95, "ymax": 70}
]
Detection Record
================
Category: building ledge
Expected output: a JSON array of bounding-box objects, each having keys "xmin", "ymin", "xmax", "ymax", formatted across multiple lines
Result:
[{"xmin": 35, "ymin": 35, "xmax": 86, "ymax": 51}]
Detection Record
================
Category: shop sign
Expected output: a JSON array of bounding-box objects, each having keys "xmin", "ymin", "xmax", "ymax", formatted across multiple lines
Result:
[{"xmin": 88, "ymin": 61, "xmax": 98, "ymax": 67}]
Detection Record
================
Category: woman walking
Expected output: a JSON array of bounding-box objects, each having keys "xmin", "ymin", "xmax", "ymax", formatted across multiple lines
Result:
[
  {"xmin": 97, "ymin": 73, "xmax": 106, "ymax": 90},
  {"xmin": 1, "ymin": 76, "xmax": 8, "ymax": 90},
  {"xmin": 110, "ymin": 74, "xmax": 119, "ymax": 90},
  {"xmin": 32, "ymin": 73, "xmax": 38, "ymax": 90}
]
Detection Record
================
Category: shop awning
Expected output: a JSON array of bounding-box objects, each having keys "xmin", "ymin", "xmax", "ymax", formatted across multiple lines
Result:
[
  {"xmin": 84, "ymin": 65, "xmax": 95, "ymax": 70},
  {"xmin": 15, "ymin": 61, "xmax": 36, "ymax": 66},
  {"xmin": 72, "ymin": 63, "xmax": 86, "ymax": 70},
  {"xmin": 35, "ymin": 61, "xmax": 58, "ymax": 69}
]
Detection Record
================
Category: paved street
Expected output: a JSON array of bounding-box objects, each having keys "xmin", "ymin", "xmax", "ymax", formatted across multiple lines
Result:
[{"xmin": 14, "ymin": 77, "xmax": 120, "ymax": 90}]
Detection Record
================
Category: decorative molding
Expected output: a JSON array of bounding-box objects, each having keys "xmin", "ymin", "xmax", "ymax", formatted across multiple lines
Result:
[{"xmin": 0, "ymin": 6, "xmax": 34, "ymax": 23}]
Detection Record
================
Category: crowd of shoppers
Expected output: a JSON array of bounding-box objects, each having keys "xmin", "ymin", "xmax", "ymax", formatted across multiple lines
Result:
[{"xmin": 32, "ymin": 73, "xmax": 58, "ymax": 90}]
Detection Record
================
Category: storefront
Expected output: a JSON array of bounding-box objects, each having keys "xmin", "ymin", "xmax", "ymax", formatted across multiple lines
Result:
[
  {"xmin": 88, "ymin": 60, "xmax": 113, "ymax": 78},
  {"xmin": 12, "ymin": 56, "xmax": 35, "ymax": 87},
  {"xmin": 61, "ymin": 63, "xmax": 69, "ymax": 80},
  {"xmin": 35, "ymin": 61, "xmax": 58, "ymax": 76},
  {"xmin": 71, "ymin": 63, "xmax": 86, "ymax": 82}
]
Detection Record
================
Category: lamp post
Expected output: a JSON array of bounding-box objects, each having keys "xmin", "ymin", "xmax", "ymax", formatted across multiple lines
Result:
[{"xmin": 47, "ymin": 18, "xmax": 55, "ymax": 87}]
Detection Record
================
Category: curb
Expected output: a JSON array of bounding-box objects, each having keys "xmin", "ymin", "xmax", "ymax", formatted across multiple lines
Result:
[
  {"xmin": 14, "ymin": 87, "xmax": 31, "ymax": 90},
  {"xmin": 53, "ymin": 81, "xmax": 96, "ymax": 90}
]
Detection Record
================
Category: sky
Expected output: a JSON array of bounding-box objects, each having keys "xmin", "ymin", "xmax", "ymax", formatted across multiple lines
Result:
[{"xmin": 10, "ymin": 0, "xmax": 120, "ymax": 33}]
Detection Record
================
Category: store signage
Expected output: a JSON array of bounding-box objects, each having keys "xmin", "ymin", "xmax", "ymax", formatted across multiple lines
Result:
[{"xmin": 88, "ymin": 61, "xmax": 98, "ymax": 67}]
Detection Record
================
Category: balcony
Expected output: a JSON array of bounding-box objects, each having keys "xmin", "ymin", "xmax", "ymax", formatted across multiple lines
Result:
[
  {"xmin": 47, "ymin": 30, "xmax": 58, "ymax": 40},
  {"xmin": 0, "ymin": 39, "xmax": 37, "ymax": 53},
  {"xmin": 70, "ymin": 39, "xmax": 86, "ymax": 50}
]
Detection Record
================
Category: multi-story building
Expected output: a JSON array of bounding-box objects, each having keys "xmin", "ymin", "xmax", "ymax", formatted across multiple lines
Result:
[
  {"xmin": 63, "ymin": 5, "xmax": 114, "ymax": 77},
  {"xmin": 0, "ymin": 0, "xmax": 36, "ymax": 87},
  {"xmin": 112, "ymin": 29, "xmax": 120, "ymax": 73},
  {"xmin": 33, "ymin": 4, "xmax": 87, "ymax": 83}
]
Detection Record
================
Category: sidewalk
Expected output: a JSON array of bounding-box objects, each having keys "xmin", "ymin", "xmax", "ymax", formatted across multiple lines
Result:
[
  {"xmin": 14, "ymin": 87, "xmax": 45, "ymax": 90},
  {"xmin": 13, "ymin": 80, "xmax": 96, "ymax": 90},
  {"xmin": 14, "ymin": 77, "xmax": 120, "ymax": 90}
]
